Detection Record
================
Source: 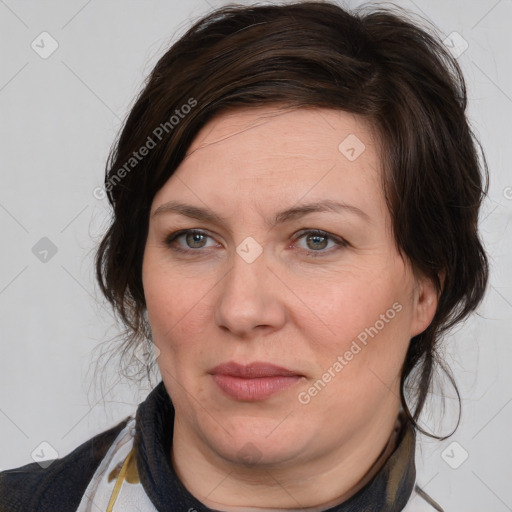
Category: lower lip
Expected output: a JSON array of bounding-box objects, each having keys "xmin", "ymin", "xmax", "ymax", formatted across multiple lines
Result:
[{"xmin": 211, "ymin": 374, "xmax": 302, "ymax": 401}]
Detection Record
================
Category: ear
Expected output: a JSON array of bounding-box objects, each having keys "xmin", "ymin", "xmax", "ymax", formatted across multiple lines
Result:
[{"xmin": 409, "ymin": 273, "xmax": 441, "ymax": 338}]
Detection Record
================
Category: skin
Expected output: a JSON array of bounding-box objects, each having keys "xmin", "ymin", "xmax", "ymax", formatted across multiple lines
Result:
[{"xmin": 142, "ymin": 107, "xmax": 438, "ymax": 511}]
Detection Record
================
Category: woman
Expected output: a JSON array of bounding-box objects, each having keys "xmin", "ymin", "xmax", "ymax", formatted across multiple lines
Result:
[{"xmin": 0, "ymin": 1, "xmax": 488, "ymax": 511}]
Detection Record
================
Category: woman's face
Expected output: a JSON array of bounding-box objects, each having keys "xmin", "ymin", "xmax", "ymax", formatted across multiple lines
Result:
[{"xmin": 142, "ymin": 107, "xmax": 437, "ymax": 470}]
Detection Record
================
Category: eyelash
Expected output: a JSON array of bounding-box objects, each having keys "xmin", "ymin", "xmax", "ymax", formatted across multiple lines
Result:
[{"xmin": 163, "ymin": 228, "xmax": 348, "ymax": 258}]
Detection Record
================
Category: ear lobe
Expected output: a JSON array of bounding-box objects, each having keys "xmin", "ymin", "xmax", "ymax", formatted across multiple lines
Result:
[{"xmin": 410, "ymin": 275, "xmax": 440, "ymax": 338}]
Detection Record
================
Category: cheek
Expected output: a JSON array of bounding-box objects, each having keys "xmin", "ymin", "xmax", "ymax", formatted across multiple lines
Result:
[
  {"xmin": 298, "ymin": 266, "xmax": 406, "ymax": 340},
  {"xmin": 143, "ymin": 266, "xmax": 213, "ymax": 409},
  {"xmin": 143, "ymin": 255, "xmax": 188, "ymax": 343},
  {"xmin": 300, "ymin": 265, "xmax": 413, "ymax": 385},
  {"xmin": 142, "ymin": 252, "xmax": 219, "ymax": 368},
  {"xmin": 297, "ymin": 293, "xmax": 411, "ymax": 426}
]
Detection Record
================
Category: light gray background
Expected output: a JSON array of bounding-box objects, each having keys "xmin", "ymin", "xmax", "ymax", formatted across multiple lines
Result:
[{"xmin": 1, "ymin": 0, "xmax": 511, "ymax": 510}]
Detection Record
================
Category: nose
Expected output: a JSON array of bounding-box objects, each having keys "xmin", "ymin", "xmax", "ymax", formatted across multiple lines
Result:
[{"xmin": 213, "ymin": 246, "xmax": 287, "ymax": 339}]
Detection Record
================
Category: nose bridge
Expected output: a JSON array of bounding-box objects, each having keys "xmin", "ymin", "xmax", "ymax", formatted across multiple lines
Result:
[
  {"xmin": 214, "ymin": 240, "xmax": 285, "ymax": 335},
  {"xmin": 225, "ymin": 240, "xmax": 268, "ymax": 304}
]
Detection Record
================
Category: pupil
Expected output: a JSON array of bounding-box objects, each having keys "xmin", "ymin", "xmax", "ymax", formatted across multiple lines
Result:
[
  {"xmin": 188, "ymin": 233, "xmax": 204, "ymax": 248},
  {"xmin": 309, "ymin": 234, "xmax": 327, "ymax": 250}
]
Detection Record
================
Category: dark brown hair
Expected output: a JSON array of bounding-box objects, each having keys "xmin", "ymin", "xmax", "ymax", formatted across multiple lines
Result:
[{"xmin": 95, "ymin": 1, "xmax": 488, "ymax": 437}]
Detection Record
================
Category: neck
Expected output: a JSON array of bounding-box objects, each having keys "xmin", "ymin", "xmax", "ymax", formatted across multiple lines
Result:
[{"xmin": 170, "ymin": 409, "xmax": 401, "ymax": 511}]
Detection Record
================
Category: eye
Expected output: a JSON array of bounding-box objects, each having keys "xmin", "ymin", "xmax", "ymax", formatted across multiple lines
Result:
[
  {"xmin": 292, "ymin": 229, "xmax": 348, "ymax": 257},
  {"xmin": 163, "ymin": 228, "xmax": 348, "ymax": 257},
  {"xmin": 164, "ymin": 229, "xmax": 218, "ymax": 253}
]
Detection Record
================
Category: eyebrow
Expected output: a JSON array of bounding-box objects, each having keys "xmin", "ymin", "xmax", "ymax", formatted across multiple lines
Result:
[{"xmin": 152, "ymin": 199, "xmax": 370, "ymax": 228}]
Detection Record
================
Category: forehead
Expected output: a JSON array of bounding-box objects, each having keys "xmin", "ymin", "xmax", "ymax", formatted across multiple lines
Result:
[
  {"xmin": 153, "ymin": 107, "xmax": 385, "ymax": 220},
  {"xmin": 186, "ymin": 106, "xmax": 376, "ymax": 165}
]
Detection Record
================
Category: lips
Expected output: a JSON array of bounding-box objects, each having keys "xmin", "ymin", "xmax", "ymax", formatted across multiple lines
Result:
[
  {"xmin": 210, "ymin": 361, "xmax": 301, "ymax": 378},
  {"xmin": 209, "ymin": 361, "xmax": 304, "ymax": 401}
]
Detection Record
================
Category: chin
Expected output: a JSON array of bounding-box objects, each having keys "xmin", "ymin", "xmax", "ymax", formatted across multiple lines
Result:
[{"xmin": 202, "ymin": 416, "xmax": 311, "ymax": 467}]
